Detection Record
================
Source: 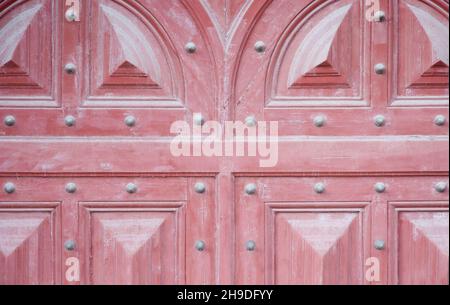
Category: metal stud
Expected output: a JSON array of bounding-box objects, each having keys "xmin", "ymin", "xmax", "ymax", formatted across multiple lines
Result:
[
  {"xmin": 64, "ymin": 115, "xmax": 76, "ymax": 127},
  {"xmin": 313, "ymin": 115, "xmax": 326, "ymax": 128},
  {"xmin": 314, "ymin": 182, "xmax": 326, "ymax": 194},
  {"xmin": 434, "ymin": 115, "xmax": 446, "ymax": 126},
  {"xmin": 195, "ymin": 240, "xmax": 206, "ymax": 252},
  {"xmin": 64, "ymin": 240, "xmax": 76, "ymax": 251},
  {"xmin": 65, "ymin": 182, "xmax": 77, "ymax": 194},
  {"xmin": 374, "ymin": 63, "xmax": 386, "ymax": 75},
  {"xmin": 65, "ymin": 8, "xmax": 77, "ymax": 22},
  {"xmin": 3, "ymin": 182, "xmax": 15, "ymax": 194},
  {"xmin": 245, "ymin": 116, "xmax": 257, "ymax": 127},
  {"xmin": 126, "ymin": 183, "xmax": 138, "ymax": 194},
  {"xmin": 4, "ymin": 115, "xmax": 16, "ymax": 127},
  {"xmin": 193, "ymin": 113, "xmax": 205, "ymax": 126},
  {"xmin": 194, "ymin": 182, "xmax": 206, "ymax": 194},
  {"xmin": 185, "ymin": 42, "xmax": 197, "ymax": 54},
  {"xmin": 64, "ymin": 63, "xmax": 76, "ymax": 74},
  {"xmin": 374, "ymin": 182, "xmax": 386, "ymax": 193},
  {"xmin": 374, "ymin": 240, "xmax": 386, "ymax": 250},
  {"xmin": 435, "ymin": 182, "xmax": 448, "ymax": 193},
  {"xmin": 245, "ymin": 183, "xmax": 257, "ymax": 195},
  {"xmin": 254, "ymin": 41, "xmax": 266, "ymax": 53},
  {"xmin": 374, "ymin": 10, "xmax": 386, "ymax": 22},
  {"xmin": 124, "ymin": 115, "xmax": 136, "ymax": 127},
  {"xmin": 246, "ymin": 240, "xmax": 256, "ymax": 251},
  {"xmin": 374, "ymin": 115, "xmax": 386, "ymax": 127}
]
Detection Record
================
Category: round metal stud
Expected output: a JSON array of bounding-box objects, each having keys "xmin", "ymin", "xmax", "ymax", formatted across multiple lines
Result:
[
  {"xmin": 313, "ymin": 115, "xmax": 326, "ymax": 128},
  {"xmin": 314, "ymin": 182, "xmax": 326, "ymax": 194},
  {"xmin": 374, "ymin": 10, "xmax": 386, "ymax": 22},
  {"xmin": 4, "ymin": 115, "xmax": 16, "ymax": 127},
  {"xmin": 193, "ymin": 113, "xmax": 205, "ymax": 126},
  {"xmin": 124, "ymin": 115, "xmax": 136, "ymax": 127},
  {"xmin": 194, "ymin": 182, "xmax": 206, "ymax": 194},
  {"xmin": 435, "ymin": 182, "xmax": 448, "ymax": 193},
  {"xmin": 195, "ymin": 240, "xmax": 206, "ymax": 252},
  {"xmin": 64, "ymin": 115, "xmax": 76, "ymax": 127},
  {"xmin": 254, "ymin": 41, "xmax": 266, "ymax": 53},
  {"xmin": 65, "ymin": 182, "xmax": 77, "ymax": 194},
  {"xmin": 374, "ymin": 240, "xmax": 386, "ymax": 250},
  {"xmin": 65, "ymin": 8, "xmax": 77, "ymax": 22},
  {"xmin": 64, "ymin": 240, "xmax": 76, "ymax": 251},
  {"xmin": 246, "ymin": 240, "xmax": 256, "ymax": 251},
  {"xmin": 245, "ymin": 116, "xmax": 257, "ymax": 127},
  {"xmin": 126, "ymin": 183, "xmax": 138, "ymax": 194},
  {"xmin": 434, "ymin": 115, "xmax": 446, "ymax": 126},
  {"xmin": 374, "ymin": 115, "xmax": 386, "ymax": 127},
  {"xmin": 185, "ymin": 42, "xmax": 197, "ymax": 54},
  {"xmin": 374, "ymin": 182, "xmax": 386, "ymax": 193},
  {"xmin": 3, "ymin": 182, "xmax": 15, "ymax": 194},
  {"xmin": 374, "ymin": 63, "xmax": 386, "ymax": 75},
  {"xmin": 64, "ymin": 63, "xmax": 76, "ymax": 74},
  {"xmin": 245, "ymin": 183, "xmax": 257, "ymax": 195}
]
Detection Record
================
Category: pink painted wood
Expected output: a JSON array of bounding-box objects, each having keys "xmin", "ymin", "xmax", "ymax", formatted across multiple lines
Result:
[{"xmin": 0, "ymin": 0, "xmax": 448, "ymax": 285}]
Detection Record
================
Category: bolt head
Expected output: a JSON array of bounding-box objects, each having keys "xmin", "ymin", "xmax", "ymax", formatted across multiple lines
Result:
[
  {"xmin": 313, "ymin": 115, "xmax": 326, "ymax": 128},
  {"xmin": 193, "ymin": 113, "xmax": 205, "ymax": 126},
  {"xmin": 314, "ymin": 182, "xmax": 326, "ymax": 194},
  {"xmin": 245, "ymin": 116, "xmax": 257, "ymax": 127},
  {"xmin": 254, "ymin": 41, "xmax": 266, "ymax": 53},
  {"xmin": 374, "ymin": 182, "xmax": 386, "ymax": 193},
  {"xmin": 64, "ymin": 63, "xmax": 76, "ymax": 74},
  {"xmin": 374, "ymin": 10, "xmax": 386, "ymax": 22},
  {"xmin": 64, "ymin": 240, "xmax": 76, "ymax": 251},
  {"xmin": 245, "ymin": 183, "xmax": 257, "ymax": 195},
  {"xmin": 435, "ymin": 182, "xmax": 448, "ymax": 193},
  {"xmin": 246, "ymin": 240, "xmax": 256, "ymax": 251},
  {"xmin": 374, "ymin": 63, "xmax": 386, "ymax": 75},
  {"xmin": 185, "ymin": 42, "xmax": 197, "ymax": 53},
  {"xmin": 195, "ymin": 240, "xmax": 206, "ymax": 251},
  {"xmin": 65, "ymin": 8, "xmax": 77, "ymax": 22},
  {"xmin": 374, "ymin": 240, "xmax": 386, "ymax": 250},
  {"xmin": 374, "ymin": 115, "xmax": 386, "ymax": 127},
  {"xmin": 64, "ymin": 115, "xmax": 76, "ymax": 127},
  {"xmin": 3, "ymin": 182, "xmax": 15, "ymax": 194},
  {"xmin": 65, "ymin": 182, "xmax": 77, "ymax": 194},
  {"xmin": 126, "ymin": 183, "xmax": 138, "ymax": 194},
  {"xmin": 4, "ymin": 115, "xmax": 16, "ymax": 127},
  {"xmin": 124, "ymin": 115, "xmax": 136, "ymax": 127},
  {"xmin": 194, "ymin": 182, "xmax": 206, "ymax": 194},
  {"xmin": 434, "ymin": 115, "xmax": 446, "ymax": 126}
]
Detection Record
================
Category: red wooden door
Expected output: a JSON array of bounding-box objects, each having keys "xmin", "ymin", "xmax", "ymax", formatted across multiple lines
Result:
[{"xmin": 0, "ymin": 0, "xmax": 448, "ymax": 285}]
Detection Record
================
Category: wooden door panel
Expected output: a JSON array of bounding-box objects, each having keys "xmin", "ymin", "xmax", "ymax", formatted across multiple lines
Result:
[{"xmin": 0, "ymin": 202, "xmax": 61, "ymax": 285}]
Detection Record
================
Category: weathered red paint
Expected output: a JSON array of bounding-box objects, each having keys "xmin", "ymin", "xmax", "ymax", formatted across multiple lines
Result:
[{"xmin": 0, "ymin": 0, "xmax": 448, "ymax": 285}]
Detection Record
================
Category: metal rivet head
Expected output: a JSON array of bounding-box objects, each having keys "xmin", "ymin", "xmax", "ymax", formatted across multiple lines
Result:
[
  {"xmin": 64, "ymin": 240, "xmax": 76, "ymax": 251},
  {"xmin": 126, "ymin": 183, "xmax": 138, "ymax": 194},
  {"xmin": 246, "ymin": 240, "xmax": 256, "ymax": 251},
  {"xmin": 314, "ymin": 182, "xmax": 326, "ymax": 194},
  {"xmin": 245, "ymin": 183, "xmax": 257, "ymax": 195},
  {"xmin": 64, "ymin": 115, "xmax": 76, "ymax": 127},
  {"xmin": 254, "ymin": 41, "xmax": 266, "ymax": 53},
  {"xmin": 124, "ymin": 115, "xmax": 136, "ymax": 127},
  {"xmin": 313, "ymin": 115, "xmax": 326, "ymax": 128},
  {"xmin": 193, "ymin": 113, "xmax": 205, "ymax": 126},
  {"xmin": 374, "ymin": 10, "xmax": 386, "ymax": 22},
  {"xmin": 185, "ymin": 42, "xmax": 197, "ymax": 53},
  {"xmin": 64, "ymin": 63, "xmax": 76, "ymax": 74},
  {"xmin": 4, "ymin": 115, "xmax": 16, "ymax": 127},
  {"xmin": 374, "ymin": 240, "xmax": 386, "ymax": 250},
  {"xmin": 435, "ymin": 182, "xmax": 448, "ymax": 193},
  {"xmin": 374, "ymin": 182, "xmax": 386, "ymax": 193},
  {"xmin": 374, "ymin": 63, "xmax": 386, "ymax": 75},
  {"xmin": 374, "ymin": 115, "xmax": 386, "ymax": 127},
  {"xmin": 194, "ymin": 182, "xmax": 206, "ymax": 194},
  {"xmin": 434, "ymin": 115, "xmax": 446, "ymax": 126},
  {"xmin": 3, "ymin": 182, "xmax": 15, "ymax": 194},
  {"xmin": 65, "ymin": 8, "xmax": 77, "ymax": 22},
  {"xmin": 245, "ymin": 116, "xmax": 257, "ymax": 127},
  {"xmin": 195, "ymin": 240, "xmax": 206, "ymax": 251},
  {"xmin": 65, "ymin": 182, "xmax": 77, "ymax": 194}
]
